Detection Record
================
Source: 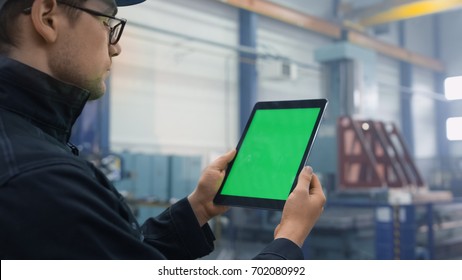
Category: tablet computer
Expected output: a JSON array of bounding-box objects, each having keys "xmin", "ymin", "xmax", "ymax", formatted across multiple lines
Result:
[{"xmin": 214, "ymin": 98, "xmax": 328, "ymax": 210}]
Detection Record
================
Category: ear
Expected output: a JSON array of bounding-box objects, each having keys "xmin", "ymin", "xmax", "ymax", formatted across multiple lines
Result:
[{"xmin": 29, "ymin": 0, "xmax": 61, "ymax": 44}]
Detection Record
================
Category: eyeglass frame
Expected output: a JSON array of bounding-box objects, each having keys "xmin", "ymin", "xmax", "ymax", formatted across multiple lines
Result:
[{"xmin": 23, "ymin": 1, "xmax": 127, "ymax": 45}]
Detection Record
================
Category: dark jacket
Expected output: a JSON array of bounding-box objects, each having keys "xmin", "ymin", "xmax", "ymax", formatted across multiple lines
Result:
[{"xmin": 0, "ymin": 56, "xmax": 303, "ymax": 260}]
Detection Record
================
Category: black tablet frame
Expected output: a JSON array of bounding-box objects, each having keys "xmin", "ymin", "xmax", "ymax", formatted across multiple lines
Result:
[{"xmin": 213, "ymin": 98, "xmax": 328, "ymax": 210}]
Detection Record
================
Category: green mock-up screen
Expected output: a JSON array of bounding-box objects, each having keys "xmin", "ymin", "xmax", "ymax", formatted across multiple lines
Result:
[{"xmin": 220, "ymin": 108, "xmax": 321, "ymax": 200}]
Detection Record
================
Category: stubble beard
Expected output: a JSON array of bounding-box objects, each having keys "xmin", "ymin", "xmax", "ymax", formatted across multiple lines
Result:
[{"xmin": 49, "ymin": 38, "xmax": 107, "ymax": 100}]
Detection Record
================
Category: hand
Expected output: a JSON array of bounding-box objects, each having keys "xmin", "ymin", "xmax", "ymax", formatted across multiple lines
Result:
[
  {"xmin": 274, "ymin": 166, "xmax": 326, "ymax": 247},
  {"xmin": 188, "ymin": 150, "xmax": 236, "ymax": 227}
]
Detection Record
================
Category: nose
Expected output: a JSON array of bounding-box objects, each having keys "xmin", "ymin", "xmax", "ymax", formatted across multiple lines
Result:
[{"xmin": 109, "ymin": 42, "xmax": 122, "ymax": 57}]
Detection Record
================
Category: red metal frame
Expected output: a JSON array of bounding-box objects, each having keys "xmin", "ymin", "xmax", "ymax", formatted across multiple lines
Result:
[{"xmin": 338, "ymin": 116, "xmax": 425, "ymax": 189}]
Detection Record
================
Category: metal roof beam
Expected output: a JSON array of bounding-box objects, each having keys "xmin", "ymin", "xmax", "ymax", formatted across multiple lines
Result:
[{"xmin": 214, "ymin": 0, "xmax": 445, "ymax": 72}]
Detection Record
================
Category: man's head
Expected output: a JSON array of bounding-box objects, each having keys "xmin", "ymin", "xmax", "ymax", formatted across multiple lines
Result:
[{"xmin": 0, "ymin": 0, "xmax": 145, "ymax": 100}]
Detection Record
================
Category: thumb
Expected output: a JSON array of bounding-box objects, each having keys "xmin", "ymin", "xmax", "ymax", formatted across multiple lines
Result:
[
  {"xmin": 210, "ymin": 149, "xmax": 236, "ymax": 170},
  {"xmin": 309, "ymin": 174, "xmax": 323, "ymax": 195},
  {"xmin": 293, "ymin": 166, "xmax": 313, "ymax": 193},
  {"xmin": 274, "ymin": 223, "xmax": 281, "ymax": 237}
]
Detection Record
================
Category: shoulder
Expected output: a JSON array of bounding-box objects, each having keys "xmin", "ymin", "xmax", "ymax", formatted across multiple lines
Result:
[{"xmin": 0, "ymin": 110, "xmax": 89, "ymax": 186}]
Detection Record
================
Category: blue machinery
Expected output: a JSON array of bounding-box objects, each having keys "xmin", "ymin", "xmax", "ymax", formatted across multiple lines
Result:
[{"xmin": 113, "ymin": 152, "xmax": 202, "ymax": 222}]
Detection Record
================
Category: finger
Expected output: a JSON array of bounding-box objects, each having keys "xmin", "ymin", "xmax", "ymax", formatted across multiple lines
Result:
[
  {"xmin": 210, "ymin": 149, "xmax": 236, "ymax": 170},
  {"xmin": 293, "ymin": 166, "xmax": 313, "ymax": 193}
]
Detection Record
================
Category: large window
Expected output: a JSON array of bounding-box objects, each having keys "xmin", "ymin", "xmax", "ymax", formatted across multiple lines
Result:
[
  {"xmin": 445, "ymin": 77, "xmax": 462, "ymax": 141},
  {"xmin": 447, "ymin": 117, "xmax": 462, "ymax": 141},
  {"xmin": 444, "ymin": 76, "xmax": 462, "ymax": 100}
]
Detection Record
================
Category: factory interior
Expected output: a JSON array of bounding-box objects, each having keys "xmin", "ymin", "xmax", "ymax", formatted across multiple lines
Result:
[{"xmin": 71, "ymin": 0, "xmax": 462, "ymax": 260}]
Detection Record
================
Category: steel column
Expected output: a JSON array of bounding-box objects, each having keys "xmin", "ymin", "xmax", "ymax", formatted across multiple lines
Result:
[
  {"xmin": 398, "ymin": 22, "xmax": 415, "ymax": 157},
  {"xmin": 70, "ymin": 79, "xmax": 111, "ymax": 155},
  {"xmin": 238, "ymin": 9, "xmax": 258, "ymax": 133},
  {"xmin": 99, "ymin": 78, "xmax": 111, "ymax": 155},
  {"xmin": 433, "ymin": 15, "xmax": 450, "ymax": 161}
]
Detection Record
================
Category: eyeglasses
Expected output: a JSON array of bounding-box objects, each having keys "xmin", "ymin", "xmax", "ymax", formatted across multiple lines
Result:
[
  {"xmin": 24, "ymin": 1, "xmax": 127, "ymax": 45},
  {"xmin": 59, "ymin": 1, "xmax": 127, "ymax": 45}
]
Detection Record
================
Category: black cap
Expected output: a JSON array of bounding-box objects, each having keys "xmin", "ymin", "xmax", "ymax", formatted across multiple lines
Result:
[
  {"xmin": 115, "ymin": 0, "xmax": 145, "ymax": 6},
  {"xmin": 0, "ymin": 0, "xmax": 145, "ymax": 12}
]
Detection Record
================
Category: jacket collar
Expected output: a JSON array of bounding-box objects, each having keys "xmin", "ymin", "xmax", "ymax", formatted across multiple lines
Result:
[{"xmin": 0, "ymin": 56, "xmax": 90, "ymax": 143}]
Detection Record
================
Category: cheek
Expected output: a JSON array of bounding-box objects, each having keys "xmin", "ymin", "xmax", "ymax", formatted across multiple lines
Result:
[
  {"xmin": 72, "ymin": 24, "xmax": 109, "ymax": 64},
  {"xmin": 86, "ymin": 26, "xmax": 111, "ymax": 55},
  {"xmin": 49, "ymin": 39, "xmax": 81, "ymax": 81},
  {"xmin": 49, "ymin": 41, "xmax": 103, "ymax": 86},
  {"xmin": 77, "ymin": 39, "xmax": 110, "ymax": 75}
]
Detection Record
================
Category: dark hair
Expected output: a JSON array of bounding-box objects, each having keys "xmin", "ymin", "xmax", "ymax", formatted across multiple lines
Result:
[{"xmin": 0, "ymin": 0, "xmax": 88, "ymax": 54}]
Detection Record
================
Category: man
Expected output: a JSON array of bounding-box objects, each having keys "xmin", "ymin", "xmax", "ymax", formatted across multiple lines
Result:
[{"xmin": 0, "ymin": 0, "xmax": 326, "ymax": 259}]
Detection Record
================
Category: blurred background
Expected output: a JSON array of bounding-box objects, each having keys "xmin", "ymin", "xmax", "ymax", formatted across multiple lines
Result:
[{"xmin": 72, "ymin": 0, "xmax": 462, "ymax": 259}]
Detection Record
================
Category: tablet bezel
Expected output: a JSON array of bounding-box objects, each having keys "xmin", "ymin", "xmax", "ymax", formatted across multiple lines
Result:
[{"xmin": 213, "ymin": 98, "xmax": 328, "ymax": 210}]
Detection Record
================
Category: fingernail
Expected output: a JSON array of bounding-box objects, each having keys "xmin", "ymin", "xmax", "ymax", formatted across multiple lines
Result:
[{"xmin": 305, "ymin": 166, "xmax": 313, "ymax": 174}]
